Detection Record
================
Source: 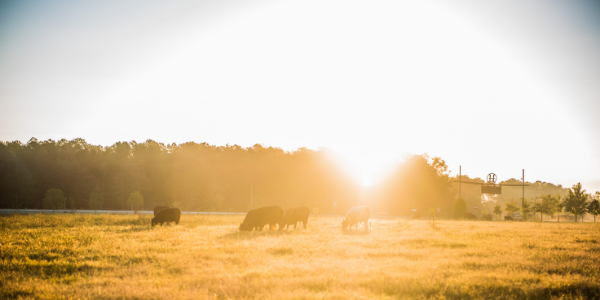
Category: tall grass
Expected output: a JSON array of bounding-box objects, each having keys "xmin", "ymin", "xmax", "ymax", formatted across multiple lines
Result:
[{"xmin": 1, "ymin": 214, "xmax": 599, "ymax": 299}]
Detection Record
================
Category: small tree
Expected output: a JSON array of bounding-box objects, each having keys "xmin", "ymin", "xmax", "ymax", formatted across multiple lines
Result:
[
  {"xmin": 532, "ymin": 194, "xmax": 558, "ymax": 222},
  {"xmin": 521, "ymin": 198, "xmax": 531, "ymax": 221},
  {"xmin": 43, "ymin": 188, "xmax": 66, "ymax": 213},
  {"xmin": 127, "ymin": 191, "xmax": 144, "ymax": 212},
  {"xmin": 493, "ymin": 204, "xmax": 503, "ymax": 220},
  {"xmin": 88, "ymin": 185, "xmax": 104, "ymax": 213},
  {"xmin": 505, "ymin": 199, "xmax": 520, "ymax": 218},
  {"xmin": 563, "ymin": 183, "xmax": 589, "ymax": 222},
  {"xmin": 453, "ymin": 198, "xmax": 466, "ymax": 220},
  {"xmin": 587, "ymin": 199, "xmax": 600, "ymax": 223}
]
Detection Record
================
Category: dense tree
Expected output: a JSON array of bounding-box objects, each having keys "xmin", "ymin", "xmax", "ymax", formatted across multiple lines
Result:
[
  {"xmin": 563, "ymin": 183, "xmax": 589, "ymax": 222},
  {"xmin": 42, "ymin": 188, "xmax": 65, "ymax": 212},
  {"xmin": 453, "ymin": 198, "xmax": 466, "ymax": 219},
  {"xmin": 378, "ymin": 154, "xmax": 454, "ymax": 216}
]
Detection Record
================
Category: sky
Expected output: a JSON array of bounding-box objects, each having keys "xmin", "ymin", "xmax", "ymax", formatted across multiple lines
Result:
[{"xmin": 1, "ymin": 0, "xmax": 599, "ymax": 192}]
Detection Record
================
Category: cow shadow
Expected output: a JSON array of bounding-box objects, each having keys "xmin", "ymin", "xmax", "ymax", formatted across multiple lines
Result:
[
  {"xmin": 342, "ymin": 229, "xmax": 372, "ymax": 236},
  {"xmin": 220, "ymin": 228, "xmax": 304, "ymax": 240},
  {"xmin": 116, "ymin": 226, "xmax": 154, "ymax": 233}
]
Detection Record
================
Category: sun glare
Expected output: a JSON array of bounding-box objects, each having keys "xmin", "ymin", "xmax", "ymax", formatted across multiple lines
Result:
[
  {"xmin": 341, "ymin": 151, "xmax": 395, "ymax": 187},
  {"xmin": 362, "ymin": 174, "xmax": 372, "ymax": 187}
]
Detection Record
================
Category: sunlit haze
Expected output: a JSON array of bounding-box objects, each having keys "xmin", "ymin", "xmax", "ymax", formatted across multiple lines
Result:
[{"xmin": 1, "ymin": 0, "xmax": 599, "ymax": 191}]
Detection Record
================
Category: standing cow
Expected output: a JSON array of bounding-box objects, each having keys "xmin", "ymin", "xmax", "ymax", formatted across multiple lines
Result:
[
  {"xmin": 151, "ymin": 208, "xmax": 181, "ymax": 226},
  {"xmin": 342, "ymin": 206, "xmax": 372, "ymax": 232},
  {"xmin": 281, "ymin": 206, "xmax": 310, "ymax": 230},
  {"xmin": 239, "ymin": 206, "xmax": 284, "ymax": 231}
]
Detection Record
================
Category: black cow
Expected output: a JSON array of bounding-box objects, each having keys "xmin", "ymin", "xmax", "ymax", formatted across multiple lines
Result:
[
  {"xmin": 151, "ymin": 208, "xmax": 181, "ymax": 226},
  {"xmin": 505, "ymin": 216, "xmax": 514, "ymax": 221},
  {"xmin": 239, "ymin": 206, "xmax": 284, "ymax": 231},
  {"xmin": 153, "ymin": 205, "xmax": 170, "ymax": 216},
  {"xmin": 281, "ymin": 206, "xmax": 310, "ymax": 230},
  {"xmin": 342, "ymin": 206, "xmax": 371, "ymax": 231}
]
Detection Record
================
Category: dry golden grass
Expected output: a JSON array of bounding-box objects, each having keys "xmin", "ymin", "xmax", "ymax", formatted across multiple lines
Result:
[{"xmin": 1, "ymin": 214, "xmax": 600, "ymax": 299}]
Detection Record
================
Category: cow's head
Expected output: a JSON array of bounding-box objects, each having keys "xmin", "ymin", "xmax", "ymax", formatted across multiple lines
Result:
[
  {"xmin": 239, "ymin": 222, "xmax": 251, "ymax": 231},
  {"xmin": 341, "ymin": 218, "xmax": 348, "ymax": 230},
  {"xmin": 151, "ymin": 218, "xmax": 156, "ymax": 227}
]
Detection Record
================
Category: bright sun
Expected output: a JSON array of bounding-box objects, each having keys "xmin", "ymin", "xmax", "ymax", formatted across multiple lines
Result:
[
  {"xmin": 362, "ymin": 174, "xmax": 373, "ymax": 187},
  {"xmin": 341, "ymin": 151, "xmax": 395, "ymax": 187}
]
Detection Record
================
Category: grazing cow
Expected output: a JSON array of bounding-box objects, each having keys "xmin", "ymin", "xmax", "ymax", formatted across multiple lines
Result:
[
  {"xmin": 504, "ymin": 216, "xmax": 514, "ymax": 221},
  {"xmin": 342, "ymin": 206, "xmax": 372, "ymax": 231},
  {"xmin": 239, "ymin": 206, "xmax": 284, "ymax": 232},
  {"xmin": 151, "ymin": 208, "xmax": 181, "ymax": 226},
  {"xmin": 464, "ymin": 212, "xmax": 477, "ymax": 220},
  {"xmin": 153, "ymin": 205, "xmax": 170, "ymax": 216},
  {"xmin": 281, "ymin": 206, "xmax": 310, "ymax": 230}
]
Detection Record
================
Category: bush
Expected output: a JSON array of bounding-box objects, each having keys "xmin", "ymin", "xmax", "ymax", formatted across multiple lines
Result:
[
  {"xmin": 464, "ymin": 212, "xmax": 476, "ymax": 220},
  {"xmin": 453, "ymin": 198, "xmax": 466, "ymax": 219},
  {"xmin": 43, "ymin": 189, "xmax": 66, "ymax": 211}
]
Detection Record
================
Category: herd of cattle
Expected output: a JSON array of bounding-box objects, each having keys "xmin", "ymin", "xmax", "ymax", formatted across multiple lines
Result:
[{"xmin": 150, "ymin": 205, "xmax": 373, "ymax": 232}]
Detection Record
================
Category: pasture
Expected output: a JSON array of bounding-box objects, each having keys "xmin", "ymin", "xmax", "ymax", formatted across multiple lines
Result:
[{"xmin": 1, "ymin": 214, "xmax": 599, "ymax": 299}]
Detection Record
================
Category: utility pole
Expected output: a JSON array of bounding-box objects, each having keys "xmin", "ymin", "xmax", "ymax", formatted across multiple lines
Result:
[{"xmin": 522, "ymin": 169, "xmax": 525, "ymax": 201}]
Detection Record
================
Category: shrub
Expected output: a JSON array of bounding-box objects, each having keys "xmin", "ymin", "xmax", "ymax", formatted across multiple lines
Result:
[{"xmin": 43, "ymin": 189, "xmax": 66, "ymax": 212}]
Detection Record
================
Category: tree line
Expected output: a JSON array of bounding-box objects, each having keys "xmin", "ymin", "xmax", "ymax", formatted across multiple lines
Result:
[
  {"xmin": 0, "ymin": 138, "xmax": 455, "ymax": 215},
  {"xmin": 2, "ymin": 138, "xmax": 597, "ymax": 219}
]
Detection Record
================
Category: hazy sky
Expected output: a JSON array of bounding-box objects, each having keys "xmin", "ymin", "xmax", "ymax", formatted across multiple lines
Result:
[{"xmin": 1, "ymin": 0, "xmax": 599, "ymax": 192}]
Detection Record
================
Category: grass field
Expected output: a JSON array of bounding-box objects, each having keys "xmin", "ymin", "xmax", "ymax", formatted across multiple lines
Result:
[{"xmin": 1, "ymin": 214, "xmax": 600, "ymax": 299}]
